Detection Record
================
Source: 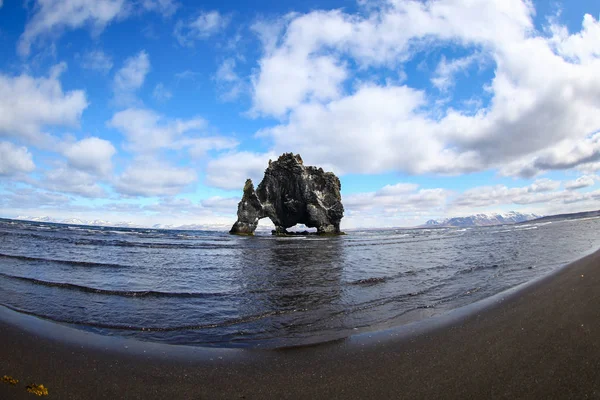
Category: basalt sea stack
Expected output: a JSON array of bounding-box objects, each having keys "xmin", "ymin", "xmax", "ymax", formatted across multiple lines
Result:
[{"xmin": 230, "ymin": 153, "xmax": 344, "ymax": 235}]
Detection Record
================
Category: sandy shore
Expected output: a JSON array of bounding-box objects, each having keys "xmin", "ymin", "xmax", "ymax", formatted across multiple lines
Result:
[{"xmin": 2, "ymin": 249, "xmax": 600, "ymax": 399}]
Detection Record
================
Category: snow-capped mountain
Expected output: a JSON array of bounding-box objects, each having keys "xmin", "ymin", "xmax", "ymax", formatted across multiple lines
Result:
[
  {"xmin": 15, "ymin": 215, "xmax": 59, "ymax": 223},
  {"xmin": 425, "ymin": 211, "xmax": 541, "ymax": 227},
  {"xmin": 13, "ymin": 216, "xmax": 231, "ymax": 231},
  {"xmin": 15, "ymin": 216, "xmax": 143, "ymax": 229}
]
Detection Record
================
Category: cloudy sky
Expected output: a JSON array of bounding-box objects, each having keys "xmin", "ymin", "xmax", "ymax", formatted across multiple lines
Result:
[{"xmin": 0, "ymin": 0, "xmax": 599, "ymax": 228}]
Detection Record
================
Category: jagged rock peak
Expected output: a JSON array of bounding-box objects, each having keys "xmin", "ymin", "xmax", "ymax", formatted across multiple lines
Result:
[{"xmin": 230, "ymin": 153, "xmax": 344, "ymax": 236}]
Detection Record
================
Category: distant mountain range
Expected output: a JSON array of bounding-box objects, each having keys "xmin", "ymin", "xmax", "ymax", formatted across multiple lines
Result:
[
  {"xmin": 524, "ymin": 209, "xmax": 600, "ymax": 223},
  {"xmin": 15, "ymin": 216, "xmax": 143, "ymax": 228},
  {"xmin": 425, "ymin": 211, "xmax": 541, "ymax": 227},
  {"xmin": 13, "ymin": 216, "xmax": 231, "ymax": 231}
]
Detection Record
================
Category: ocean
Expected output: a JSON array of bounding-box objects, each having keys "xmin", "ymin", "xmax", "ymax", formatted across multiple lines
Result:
[{"xmin": 1, "ymin": 217, "xmax": 600, "ymax": 348}]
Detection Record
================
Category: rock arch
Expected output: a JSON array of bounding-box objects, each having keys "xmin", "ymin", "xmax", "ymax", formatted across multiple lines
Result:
[{"xmin": 229, "ymin": 153, "xmax": 344, "ymax": 235}]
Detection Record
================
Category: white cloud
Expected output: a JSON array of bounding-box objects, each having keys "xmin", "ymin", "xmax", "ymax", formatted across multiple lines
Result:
[
  {"xmin": 205, "ymin": 151, "xmax": 275, "ymax": 190},
  {"xmin": 110, "ymin": 108, "xmax": 203, "ymax": 152},
  {"xmin": 18, "ymin": 0, "xmax": 183, "ymax": 57},
  {"xmin": 431, "ymin": 53, "xmax": 484, "ymax": 92},
  {"xmin": 565, "ymin": 175, "xmax": 596, "ymax": 190},
  {"xmin": 141, "ymin": 0, "xmax": 179, "ymax": 17},
  {"xmin": 114, "ymin": 160, "xmax": 197, "ymax": 197},
  {"xmin": 0, "ymin": 142, "xmax": 35, "ymax": 176},
  {"xmin": 215, "ymin": 58, "xmax": 244, "ymax": 101},
  {"xmin": 113, "ymin": 50, "xmax": 150, "ymax": 104},
  {"xmin": 259, "ymin": 84, "xmax": 471, "ymax": 175},
  {"xmin": 343, "ymin": 183, "xmax": 450, "ymax": 228},
  {"xmin": 452, "ymin": 179, "xmax": 569, "ymax": 209},
  {"xmin": 62, "ymin": 137, "xmax": 116, "ymax": 176},
  {"xmin": 345, "ymin": 186, "xmax": 448, "ymax": 212},
  {"xmin": 376, "ymin": 183, "xmax": 420, "ymax": 196},
  {"xmin": 0, "ymin": 188, "xmax": 72, "ymax": 209},
  {"xmin": 502, "ymin": 133, "xmax": 600, "ymax": 177},
  {"xmin": 152, "ymin": 83, "xmax": 172, "ymax": 102},
  {"xmin": 200, "ymin": 196, "xmax": 238, "ymax": 213},
  {"xmin": 0, "ymin": 1, "xmax": 4, "ymax": 8},
  {"xmin": 142, "ymin": 196, "xmax": 238, "ymax": 217},
  {"xmin": 528, "ymin": 178, "xmax": 562, "ymax": 192},
  {"xmin": 38, "ymin": 165, "xmax": 107, "ymax": 198},
  {"xmin": 250, "ymin": 1, "xmax": 600, "ymax": 178},
  {"xmin": 251, "ymin": 11, "xmax": 350, "ymax": 117},
  {"xmin": 0, "ymin": 63, "xmax": 88, "ymax": 145},
  {"xmin": 109, "ymin": 108, "xmax": 237, "ymax": 156},
  {"xmin": 18, "ymin": 0, "xmax": 127, "ymax": 57},
  {"xmin": 79, "ymin": 50, "xmax": 113, "ymax": 73},
  {"xmin": 174, "ymin": 10, "xmax": 229, "ymax": 46},
  {"xmin": 549, "ymin": 14, "xmax": 600, "ymax": 63}
]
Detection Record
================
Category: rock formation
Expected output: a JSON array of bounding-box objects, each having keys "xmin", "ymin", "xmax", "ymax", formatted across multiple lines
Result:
[{"xmin": 230, "ymin": 153, "xmax": 344, "ymax": 235}]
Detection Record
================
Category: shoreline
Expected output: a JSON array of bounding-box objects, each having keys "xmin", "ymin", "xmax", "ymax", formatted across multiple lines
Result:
[{"xmin": 2, "ymin": 249, "xmax": 600, "ymax": 398}]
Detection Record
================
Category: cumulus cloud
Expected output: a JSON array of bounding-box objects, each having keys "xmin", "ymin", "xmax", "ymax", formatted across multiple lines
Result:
[
  {"xmin": 143, "ymin": 196, "xmax": 238, "ymax": 216},
  {"xmin": 565, "ymin": 175, "xmax": 596, "ymax": 190},
  {"xmin": 452, "ymin": 179, "xmax": 568, "ymax": 209},
  {"xmin": 18, "ymin": 0, "xmax": 127, "ymax": 57},
  {"xmin": 0, "ymin": 188, "xmax": 72, "ymax": 209},
  {"xmin": 0, "ymin": 142, "xmax": 35, "ymax": 176},
  {"xmin": 259, "ymin": 84, "xmax": 476, "ymax": 175},
  {"xmin": 110, "ymin": 108, "xmax": 203, "ymax": 152},
  {"xmin": 204, "ymin": 151, "xmax": 275, "ymax": 190},
  {"xmin": 114, "ymin": 160, "xmax": 197, "ymax": 197},
  {"xmin": 345, "ymin": 185, "xmax": 448, "ymax": 212},
  {"xmin": 502, "ymin": 133, "xmax": 600, "ymax": 178},
  {"xmin": 174, "ymin": 10, "xmax": 229, "ymax": 46},
  {"xmin": 78, "ymin": 50, "xmax": 113, "ymax": 73},
  {"xmin": 141, "ymin": 0, "xmax": 179, "ymax": 17},
  {"xmin": 38, "ymin": 165, "xmax": 107, "ymax": 198},
  {"xmin": 200, "ymin": 196, "xmax": 238, "ymax": 213},
  {"xmin": 250, "ymin": 1, "xmax": 600, "ymax": 178},
  {"xmin": 62, "ymin": 137, "xmax": 116, "ymax": 176},
  {"xmin": 18, "ymin": 0, "xmax": 183, "ymax": 56},
  {"xmin": 549, "ymin": 14, "xmax": 600, "ymax": 64},
  {"xmin": 342, "ymin": 183, "xmax": 450, "ymax": 228},
  {"xmin": 109, "ymin": 107, "xmax": 236, "ymax": 156},
  {"xmin": 113, "ymin": 50, "xmax": 150, "ymax": 104},
  {"xmin": 0, "ymin": 64, "xmax": 88, "ymax": 145}
]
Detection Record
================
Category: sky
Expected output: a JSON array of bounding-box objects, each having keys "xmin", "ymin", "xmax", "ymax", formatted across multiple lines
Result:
[{"xmin": 0, "ymin": 0, "xmax": 600, "ymax": 229}]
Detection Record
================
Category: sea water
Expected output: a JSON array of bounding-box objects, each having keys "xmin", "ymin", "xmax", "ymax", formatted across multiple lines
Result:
[{"xmin": 1, "ymin": 217, "xmax": 600, "ymax": 348}]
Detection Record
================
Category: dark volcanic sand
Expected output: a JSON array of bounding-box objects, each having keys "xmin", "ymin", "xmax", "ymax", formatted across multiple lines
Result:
[{"xmin": 2, "ymin": 249, "xmax": 600, "ymax": 399}]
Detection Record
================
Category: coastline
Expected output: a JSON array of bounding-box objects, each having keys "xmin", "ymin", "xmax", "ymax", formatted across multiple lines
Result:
[{"xmin": 2, "ymin": 249, "xmax": 600, "ymax": 399}]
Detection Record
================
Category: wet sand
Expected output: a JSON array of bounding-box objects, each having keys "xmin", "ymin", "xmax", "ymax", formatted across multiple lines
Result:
[{"xmin": 1, "ymin": 249, "xmax": 600, "ymax": 399}]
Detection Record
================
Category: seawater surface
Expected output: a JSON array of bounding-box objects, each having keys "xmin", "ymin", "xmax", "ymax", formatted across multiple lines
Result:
[{"xmin": 1, "ymin": 217, "xmax": 600, "ymax": 348}]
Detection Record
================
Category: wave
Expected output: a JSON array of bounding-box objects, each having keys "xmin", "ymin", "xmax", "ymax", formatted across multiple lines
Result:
[
  {"xmin": 349, "ymin": 277, "xmax": 388, "ymax": 285},
  {"xmin": 0, "ymin": 253, "xmax": 130, "ymax": 268},
  {"xmin": 346, "ymin": 262, "xmax": 500, "ymax": 287},
  {"xmin": 0, "ymin": 231, "xmax": 235, "ymax": 250},
  {"xmin": 0, "ymin": 272, "xmax": 232, "ymax": 299},
  {"xmin": 0, "ymin": 303, "xmax": 298, "ymax": 332}
]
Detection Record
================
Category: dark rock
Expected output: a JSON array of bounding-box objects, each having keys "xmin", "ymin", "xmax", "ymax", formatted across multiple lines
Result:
[{"xmin": 230, "ymin": 153, "xmax": 344, "ymax": 236}]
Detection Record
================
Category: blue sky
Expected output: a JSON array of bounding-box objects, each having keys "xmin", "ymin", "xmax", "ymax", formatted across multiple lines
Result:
[{"xmin": 0, "ymin": 0, "xmax": 600, "ymax": 228}]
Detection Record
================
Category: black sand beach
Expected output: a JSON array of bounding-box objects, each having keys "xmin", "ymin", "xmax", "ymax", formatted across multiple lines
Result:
[{"xmin": 2, "ymin": 249, "xmax": 600, "ymax": 399}]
